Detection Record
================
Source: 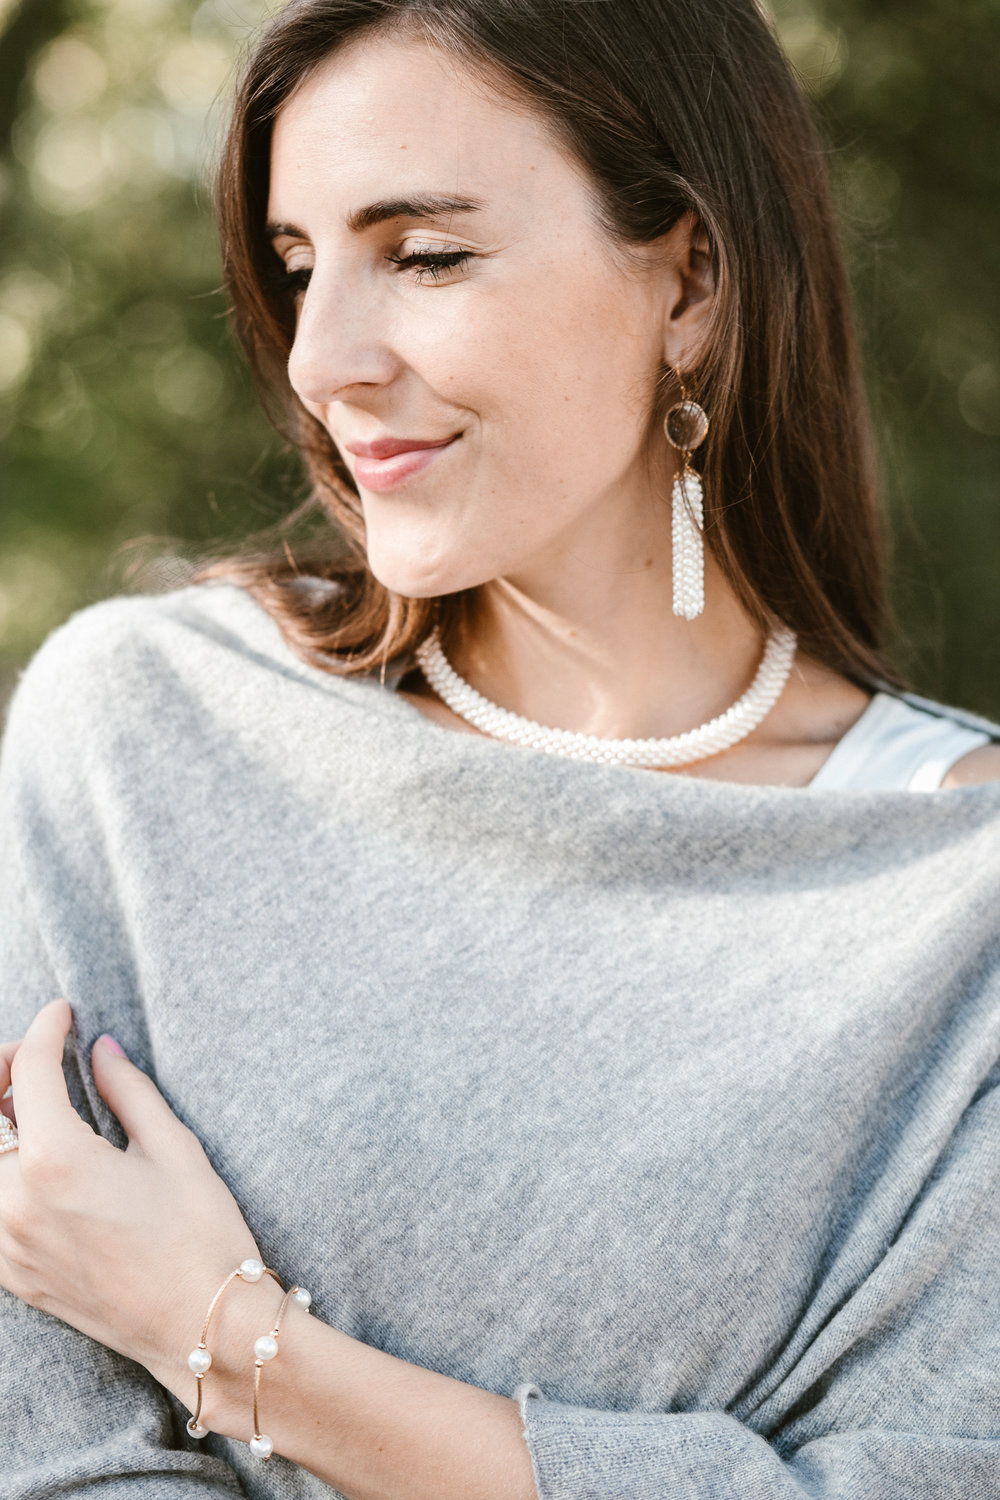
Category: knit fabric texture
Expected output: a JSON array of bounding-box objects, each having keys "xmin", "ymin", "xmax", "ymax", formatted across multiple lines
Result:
[{"xmin": 2, "ymin": 582, "xmax": 1000, "ymax": 1499}]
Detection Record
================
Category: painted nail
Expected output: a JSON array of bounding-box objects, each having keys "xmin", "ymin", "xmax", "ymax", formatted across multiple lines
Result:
[{"xmin": 97, "ymin": 1035, "xmax": 126, "ymax": 1057}]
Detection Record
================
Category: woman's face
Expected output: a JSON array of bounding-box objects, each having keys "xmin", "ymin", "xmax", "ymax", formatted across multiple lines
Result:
[{"xmin": 268, "ymin": 30, "xmax": 702, "ymax": 601}]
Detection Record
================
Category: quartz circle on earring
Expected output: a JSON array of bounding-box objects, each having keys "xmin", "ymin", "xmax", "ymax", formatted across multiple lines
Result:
[{"xmin": 665, "ymin": 399, "xmax": 709, "ymax": 452}]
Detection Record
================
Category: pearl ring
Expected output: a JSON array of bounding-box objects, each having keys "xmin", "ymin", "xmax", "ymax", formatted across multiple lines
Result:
[{"xmin": 0, "ymin": 1113, "xmax": 19, "ymax": 1155}]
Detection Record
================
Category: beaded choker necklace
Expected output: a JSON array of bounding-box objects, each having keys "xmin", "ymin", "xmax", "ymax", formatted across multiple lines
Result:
[{"xmin": 414, "ymin": 625, "xmax": 798, "ymax": 769}]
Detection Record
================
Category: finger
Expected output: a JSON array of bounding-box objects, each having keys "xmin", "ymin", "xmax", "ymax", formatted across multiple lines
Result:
[
  {"xmin": 90, "ymin": 1034, "xmax": 193, "ymax": 1154},
  {"xmin": 8, "ymin": 1000, "xmax": 83, "ymax": 1144},
  {"xmin": 0, "ymin": 1043, "xmax": 17, "ymax": 1124}
]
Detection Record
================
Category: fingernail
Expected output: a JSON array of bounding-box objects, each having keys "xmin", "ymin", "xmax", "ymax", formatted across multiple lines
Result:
[{"xmin": 97, "ymin": 1035, "xmax": 125, "ymax": 1057}]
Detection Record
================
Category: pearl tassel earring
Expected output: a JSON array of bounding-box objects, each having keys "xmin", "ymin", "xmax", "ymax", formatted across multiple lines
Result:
[{"xmin": 664, "ymin": 386, "xmax": 710, "ymax": 620}]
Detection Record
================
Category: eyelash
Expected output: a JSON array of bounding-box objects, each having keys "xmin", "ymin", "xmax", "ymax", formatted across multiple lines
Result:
[
  {"xmin": 274, "ymin": 249, "xmax": 471, "ymax": 299},
  {"xmin": 275, "ymin": 268, "xmax": 311, "ymax": 298},
  {"xmin": 385, "ymin": 249, "xmax": 471, "ymax": 282}
]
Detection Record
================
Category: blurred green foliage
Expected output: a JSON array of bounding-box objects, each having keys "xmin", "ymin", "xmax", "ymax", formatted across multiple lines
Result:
[
  {"xmin": 772, "ymin": 0, "xmax": 1000, "ymax": 712},
  {"xmin": 0, "ymin": 0, "xmax": 288, "ymax": 705},
  {"xmin": 0, "ymin": 0, "xmax": 998, "ymax": 711}
]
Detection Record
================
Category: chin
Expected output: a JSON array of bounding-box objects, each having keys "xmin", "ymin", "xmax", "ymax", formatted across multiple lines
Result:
[{"xmin": 363, "ymin": 535, "xmax": 494, "ymax": 601}]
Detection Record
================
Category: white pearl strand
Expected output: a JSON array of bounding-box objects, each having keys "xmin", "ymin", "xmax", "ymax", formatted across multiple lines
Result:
[
  {"xmin": 671, "ymin": 467, "xmax": 705, "ymax": 620},
  {"xmin": 415, "ymin": 624, "xmax": 798, "ymax": 769}
]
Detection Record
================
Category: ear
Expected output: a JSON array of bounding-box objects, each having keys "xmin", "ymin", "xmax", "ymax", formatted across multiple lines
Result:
[{"xmin": 660, "ymin": 211, "xmax": 715, "ymax": 374}]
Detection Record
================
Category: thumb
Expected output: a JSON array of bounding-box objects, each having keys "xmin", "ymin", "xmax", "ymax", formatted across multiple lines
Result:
[{"xmin": 90, "ymin": 1035, "xmax": 187, "ymax": 1153}]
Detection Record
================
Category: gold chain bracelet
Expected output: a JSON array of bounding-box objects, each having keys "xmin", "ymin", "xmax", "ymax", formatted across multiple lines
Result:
[
  {"xmin": 249, "ymin": 1283, "xmax": 313, "ymax": 1460},
  {"xmin": 186, "ymin": 1257, "xmax": 282, "ymax": 1439}
]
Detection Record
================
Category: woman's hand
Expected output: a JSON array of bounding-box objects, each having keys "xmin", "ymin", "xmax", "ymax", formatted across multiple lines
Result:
[
  {"xmin": 1, "ymin": 1003, "xmax": 538, "ymax": 1498},
  {"xmin": 0, "ymin": 999, "xmax": 261, "ymax": 1393}
]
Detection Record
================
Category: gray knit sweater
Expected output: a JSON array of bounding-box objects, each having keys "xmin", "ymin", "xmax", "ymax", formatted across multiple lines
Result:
[{"xmin": 2, "ymin": 582, "xmax": 1000, "ymax": 1500}]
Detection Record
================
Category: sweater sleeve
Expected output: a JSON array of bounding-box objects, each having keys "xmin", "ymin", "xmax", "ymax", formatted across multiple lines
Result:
[
  {"xmin": 0, "ymin": 619, "xmax": 249, "ymax": 1499},
  {"xmin": 513, "ymin": 1065, "xmax": 1000, "ymax": 1500}
]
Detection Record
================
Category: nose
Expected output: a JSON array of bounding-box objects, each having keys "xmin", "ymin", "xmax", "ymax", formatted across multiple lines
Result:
[{"xmin": 286, "ymin": 265, "xmax": 398, "ymax": 407}]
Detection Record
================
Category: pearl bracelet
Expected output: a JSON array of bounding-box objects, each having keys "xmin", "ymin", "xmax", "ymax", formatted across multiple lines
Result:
[
  {"xmin": 186, "ymin": 1257, "xmax": 281, "ymax": 1439},
  {"xmin": 250, "ymin": 1283, "xmax": 313, "ymax": 1460}
]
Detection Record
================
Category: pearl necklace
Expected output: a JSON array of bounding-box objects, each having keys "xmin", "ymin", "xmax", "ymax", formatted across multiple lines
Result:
[{"xmin": 414, "ymin": 625, "xmax": 798, "ymax": 769}]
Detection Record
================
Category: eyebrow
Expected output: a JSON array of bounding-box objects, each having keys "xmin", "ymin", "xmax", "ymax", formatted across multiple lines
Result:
[{"xmin": 267, "ymin": 194, "xmax": 486, "ymax": 241}]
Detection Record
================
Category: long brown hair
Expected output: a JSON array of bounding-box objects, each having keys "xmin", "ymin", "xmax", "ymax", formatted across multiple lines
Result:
[{"xmin": 209, "ymin": 0, "xmax": 902, "ymax": 687}]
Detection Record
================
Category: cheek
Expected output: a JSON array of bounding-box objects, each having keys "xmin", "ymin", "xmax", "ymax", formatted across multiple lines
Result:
[{"xmin": 452, "ymin": 270, "xmax": 661, "ymax": 483}]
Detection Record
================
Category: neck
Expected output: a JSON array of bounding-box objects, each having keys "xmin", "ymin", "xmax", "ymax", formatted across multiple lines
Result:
[{"xmin": 447, "ymin": 552, "xmax": 768, "ymax": 744}]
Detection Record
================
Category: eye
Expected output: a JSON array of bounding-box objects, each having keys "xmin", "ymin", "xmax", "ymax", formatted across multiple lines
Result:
[
  {"xmin": 274, "ymin": 266, "xmax": 312, "ymax": 301},
  {"xmin": 384, "ymin": 248, "xmax": 472, "ymax": 284}
]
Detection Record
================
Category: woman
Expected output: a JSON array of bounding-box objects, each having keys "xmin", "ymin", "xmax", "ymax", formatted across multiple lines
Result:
[{"xmin": 2, "ymin": 1, "xmax": 1000, "ymax": 1496}]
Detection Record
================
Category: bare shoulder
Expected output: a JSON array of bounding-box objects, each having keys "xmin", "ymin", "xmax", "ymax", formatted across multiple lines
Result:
[{"xmin": 940, "ymin": 743, "xmax": 1000, "ymax": 788}]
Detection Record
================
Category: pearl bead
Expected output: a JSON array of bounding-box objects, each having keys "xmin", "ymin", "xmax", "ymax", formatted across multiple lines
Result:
[
  {"xmin": 187, "ymin": 1347, "xmax": 212, "ymax": 1375},
  {"xmin": 291, "ymin": 1287, "xmax": 312, "ymax": 1309},
  {"xmin": 254, "ymin": 1334, "xmax": 279, "ymax": 1361},
  {"xmin": 239, "ymin": 1258, "xmax": 264, "ymax": 1283},
  {"xmin": 250, "ymin": 1434, "xmax": 274, "ymax": 1459},
  {"xmin": 186, "ymin": 1417, "xmax": 208, "ymax": 1438}
]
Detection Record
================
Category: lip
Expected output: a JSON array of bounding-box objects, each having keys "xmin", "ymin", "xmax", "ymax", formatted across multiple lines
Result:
[
  {"xmin": 344, "ymin": 435, "xmax": 458, "ymax": 460},
  {"xmin": 346, "ymin": 433, "xmax": 460, "ymax": 492}
]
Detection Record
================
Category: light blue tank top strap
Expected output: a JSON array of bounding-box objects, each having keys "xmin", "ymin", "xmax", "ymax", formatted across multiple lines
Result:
[{"xmin": 808, "ymin": 691, "xmax": 995, "ymax": 791}]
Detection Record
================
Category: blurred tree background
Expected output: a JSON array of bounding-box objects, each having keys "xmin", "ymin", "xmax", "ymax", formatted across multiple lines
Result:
[{"xmin": 0, "ymin": 0, "xmax": 998, "ymax": 712}]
